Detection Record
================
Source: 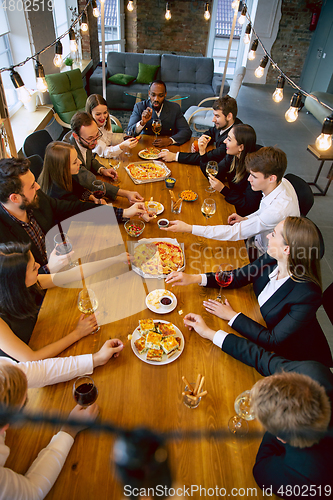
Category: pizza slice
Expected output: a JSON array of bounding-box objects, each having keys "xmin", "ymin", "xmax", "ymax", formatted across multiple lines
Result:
[
  {"xmin": 134, "ymin": 336, "xmax": 148, "ymax": 355},
  {"xmin": 158, "ymin": 322, "xmax": 177, "ymax": 337},
  {"xmin": 146, "ymin": 348, "xmax": 164, "ymax": 362},
  {"xmin": 145, "ymin": 331, "xmax": 163, "ymax": 350},
  {"xmin": 161, "ymin": 336, "xmax": 180, "ymax": 357},
  {"xmin": 139, "ymin": 318, "xmax": 155, "ymax": 334}
]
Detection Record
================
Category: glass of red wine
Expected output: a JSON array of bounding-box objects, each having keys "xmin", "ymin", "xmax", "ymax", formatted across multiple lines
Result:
[
  {"xmin": 73, "ymin": 376, "xmax": 98, "ymax": 407},
  {"xmin": 92, "ymin": 180, "xmax": 106, "ymax": 203},
  {"xmin": 215, "ymin": 264, "xmax": 234, "ymax": 303}
]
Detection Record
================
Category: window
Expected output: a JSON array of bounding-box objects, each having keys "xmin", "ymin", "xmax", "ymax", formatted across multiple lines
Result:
[
  {"xmin": 0, "ymin": 33, "xmax": 18, "ymax": 113},
  {"xmin": 97, "ymin": 0, "xmax": 124, "ymax": 59}
]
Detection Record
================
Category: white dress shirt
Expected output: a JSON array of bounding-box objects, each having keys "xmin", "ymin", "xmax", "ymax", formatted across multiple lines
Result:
[
  {"xmin": 93, "ymin": 123, "xmax": 122, "ymax": 158},
  {"xmin": 192, "ymin": 178, "xmax": 300, "ymax": 254}
]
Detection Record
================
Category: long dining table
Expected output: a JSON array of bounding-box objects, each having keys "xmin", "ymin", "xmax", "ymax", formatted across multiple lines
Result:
[{"xmin": 5, "ymin": 134, "xmax": 278, "ymax": 499}]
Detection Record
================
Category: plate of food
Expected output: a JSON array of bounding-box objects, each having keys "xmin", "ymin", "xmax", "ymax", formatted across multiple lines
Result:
[
  {"xmin": 131, "ymin": 318, "xmax": 184, "ymax": 365},
  {"xmin": 138, "ymin": 147, "xmax": 160, "ymax": 160},
  {"xmin": 144, "ymin": 200, "xmax": 164, "ymax": 215},
  {"xmin": 146, "ymin": 289, "xmax": 177, "ymax": 314},
  {"xmin": 125, "ymin": 161, "xmax": 171, "ymax": 184},
  {"xmin": 179, "ymin": 190, "xmax": 198, "ymax": 202},
  {"xmin": 132, "ymin": 239, "xmax": 184, "ymax": 277}
]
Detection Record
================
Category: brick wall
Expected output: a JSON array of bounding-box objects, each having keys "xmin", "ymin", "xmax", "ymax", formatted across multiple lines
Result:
[
  {"xmin": 78, "ymin": 0, "xmax": 92, "ymax": 61},
  {"xmin": 267, "ymin": 0, "xmax": 323, "ymax": 84}
]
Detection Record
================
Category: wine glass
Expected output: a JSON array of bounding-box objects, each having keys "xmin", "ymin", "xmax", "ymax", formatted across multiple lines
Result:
[
  {"xmin": 123, "ymin": 130, "xmax": 134, "ymax": 157},
  {"xmin": 215, "ymin": 263, "xmax": 234, "ymax": 302},
  {"xmin": 228, "ymin": 390, "xmax": 255, "ymax": 437},
  {"xmin": 92, "ymin": 180, "xmax": 106, "ymax": 202},
  {"xmin": 201, "ymin": 198, "xmax": 216, "ymax": 220},
  {"xmin": 205, "ymin": 161, "xmax": 218, "ymax": 193},
  {"xmin": 77, "ymin": 288, "xmax": 100, "ymax": 332},
  {"xmin": 152, "ymin": 118, "xmax": 162, "ymax": 141},
  {"xmin": 53, "ymin": 232, "xmax": 77, "ymax": 268},
  {"xmin": 73, "ymin": 376, "xmax": 98, "ymax": 407}
]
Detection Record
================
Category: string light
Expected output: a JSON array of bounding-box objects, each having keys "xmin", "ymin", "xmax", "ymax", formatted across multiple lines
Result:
[
  {"xmin": 53, "ymin": 40, "xmax": 63, "ymax": 68},
  {"xmin": 127, "ymin": 0, "xmax": 134, "ymax": 11},
  {"xmin": 243, "ymin": 23, "xmax": 251, "ymax": 44},
  {"xmin": 285, "ymin": 93, "xmax": 302, "ymax": 123},
  {"xmin": 69, "ymin": 28, "xmax": 78, "ymax": 53},
  {"xmin": 272, "ymin": 75, "xmax": 285, "ymax": 103},
  {"xmin": 92, "ymin": 0, "xmax": 100, "ymax": 17},
  {"xmin": 165, "ymin": 2, "xmax": 171, "ymax": 20},
  {"xmin": 248, "ymin": 39, "xmax": 258, "ymax": 60},
  {"xmin": 238, "ymin": 5, "xmax": 247, "ymax": 25},
  {"xmin": 10, "ymin": 69, "xmax": 31, "ymax": 103},
  {"xmin": 81, "ymin": 11, "xmax": 88, "ymax": 32},
  {"xmin": 204, "ymin": 3, "xmax": 210, "ymax": 21},
  {"xmin": 315, "ymin": 113, "xmax": 333, "ymax": 151},
  {"xmin": 35, "ymin": 59, "xmax": 48, "ymax": 92},
  {"xmin": 254, "ymin": 55, "xmax": 268, "ymax": 78}
]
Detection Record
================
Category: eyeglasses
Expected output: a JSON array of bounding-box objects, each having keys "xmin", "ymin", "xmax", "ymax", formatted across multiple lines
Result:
[{"xmin": 78, "ymin": 129, "xmax": 103, "ymax": 146}]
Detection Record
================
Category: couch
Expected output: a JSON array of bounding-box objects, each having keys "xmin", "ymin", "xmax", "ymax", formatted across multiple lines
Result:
[
  {"xmin": 89, "ymin": 52, "xmax": 229, "ymax": 112},
  {"xmin": 304, "ymin": 91, "xmax": 333, "ymax": 123}
]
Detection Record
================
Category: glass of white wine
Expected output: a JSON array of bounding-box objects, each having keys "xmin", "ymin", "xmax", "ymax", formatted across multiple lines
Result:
[
  {"xmin": 201, "ymin": 198, "xmax": 216, "ymax": 220},
  {"xmin": 205, "ymin": 161, "xmax": 218, "ymax": 193},
  {"xmin": 228, "ymin": 390, "xmax": 255, "ymax": 437},
  {"xmin": 77, "ymin": 288, "xmax": 100, "ymax": 333}
]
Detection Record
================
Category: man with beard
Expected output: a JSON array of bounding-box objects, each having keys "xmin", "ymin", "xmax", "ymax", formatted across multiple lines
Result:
[{"xmin": 127, "ymin": 80, "xmax": 191, "ymax": 147}]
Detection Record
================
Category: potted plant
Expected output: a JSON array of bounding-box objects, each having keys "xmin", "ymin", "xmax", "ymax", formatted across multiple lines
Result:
[{"xmin": 64, "ymin": 57, "xmax": 74, "ymax": 70}]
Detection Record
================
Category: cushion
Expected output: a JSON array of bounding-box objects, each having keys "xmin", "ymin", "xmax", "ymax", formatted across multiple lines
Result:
[
  {"xmin": 108, "ymin": 73, "xmax": 136, "ymax": 86},
  {"xmin": 135, "ymin": 62, "xmax": 160, "ymax": 84}
]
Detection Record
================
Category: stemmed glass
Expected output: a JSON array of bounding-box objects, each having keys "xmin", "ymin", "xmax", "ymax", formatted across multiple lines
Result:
[
  {"xmin": 92, "ymin": 180, "xmax": 106, "ymax": 202},
  {"xmin": 77, "ymin": 288, "xmax": 100, "ymax": 332},
  {"xmin": 215, "ymin": 264, "xmax": 234, "ymax": 302},
  {"xmin": 228, "ymin": 390, "xmax": 255, "ymax": 437},
  {"xmin": 73, "ymin": 376, "xmax": 98, "ymax": 407},
  {"xmin": 123, "ymin": 130, "xmax": 134, "ymax": 157},
  {"xmin": 205, "ymin": 161, "xmax": 218, "ymax": 193},
  {"xmin": 53, "ymin": 232, "xmax": 77, "ymax": 268},
  {"xmin": 201, "ymin": 198, "xmax": 216, "ymax": 219},
  {"xmin": 108, "ymin": 158, "xmax": 121, "ymax": 185},
  {"xmin": 152, "ymin": 118, "xmax": 162, "ymax": 141}
]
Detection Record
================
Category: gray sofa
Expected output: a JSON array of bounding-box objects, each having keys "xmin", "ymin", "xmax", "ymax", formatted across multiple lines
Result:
[
  {"xmin": 304, "ymin": 91, "xmax": 333, "ymax": 123},
  {"xmin": 89, "ymin": 52, "xmax": 229, "ymax": 111}
]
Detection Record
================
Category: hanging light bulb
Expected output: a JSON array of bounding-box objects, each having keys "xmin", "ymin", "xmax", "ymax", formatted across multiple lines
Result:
[
  {"xmin": 10, "ymin": 69, "xmax": 31, "ymax": 103},
  {"xmin": 165, "ymin": 2, "xmax": 171, "ymax": 20},
  {"xmin": 53, "ymin": 40, "xmax": 63, "ymax": 68},
  {"xmin": 272, "ymin": 75, "xmax": 285, "ymax": 103},
  {"xmin": 315, "ymin": 113, "xmax": 333, "ymax": 151},
  {"xmin": 231, "ymin": 0, "xmax": 239, "ymax": 10},
  {"xmin": 204, "ymin": 3, "xmax": 210, "ymax": 20},
  {"xmin": 35, "ymin": 59, "xmax": 48, "ymax": 92},
  {"xmin": 238, "ymin": 5, "xmax": 247, "ymax": 25},
  {"xmin": 248, "ymin": 39, "xmax": 258, "ymax": 60},
  {"xmin": 285, "ymin": 92, "xmax": 302, "ymax": 123},
  {"xmin": 69, "ymin": 28, "xmax": 78, "ymax": 53},
  {"xmin": 243, "ymin": 23, "xmax": 251, "ymax": 44},
  {"xmin": 92, "ymin": 0, "xmax": 100, "ymax": 17},
  {"xmin": 254, "ymin": 55, "xmax": 269, "ymax": 78},
  {"xmin": 127, "ymin": 0, "xmax": 134, "ymax": 11},
  {"xmin": 81, "ymin": 11, "xmax": 88, "ymax": 32}
]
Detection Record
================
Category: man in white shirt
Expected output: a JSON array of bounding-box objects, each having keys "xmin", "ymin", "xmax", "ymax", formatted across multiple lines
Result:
[
  {"xmin": 163, "ymin": 147, "xmax": 300, "ymax": 254},
  {"xmin": 0, "ymin": 338, "xmax": 123, "ymax": 500}
]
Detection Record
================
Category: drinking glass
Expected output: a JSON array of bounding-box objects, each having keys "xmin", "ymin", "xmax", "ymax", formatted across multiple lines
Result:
[
  {"xmin": 77, "ymin": 288, "xmax": 100, "ymax": 332},
  {"xmin": 108, "ymin": 158, "xmax": 121, "ymax": 185},
  {"xmin": 205, "ymin": 161, "xmax": 218, "ymax": 193},
  {"xmin": 215, "ymin": 264, "xmax": 234, "ymax": 302},
  {"xmin": 152, "ymin": 118, "xmax": 162, "ymax": 141},
  {"xmin": 183, "ymin": 383, "xmax": 201, "ymax": 409},
  {"xmin": 73, "ymin": 376, "xmax": 98, "ymax": 407},
  {"xmin": 201, "ymin": 198, "xmax": 216, "ymax": 219},
  {"xmin": 53, "ymin": 232, "xmax": 77, "ymax": 268},
  {"xmin": 123, "ymin": 130, "xmax": 134, "ymax": 157},
  {"xmin": 228, "ymin": 390, "xmax": 255, "ymax": 437},
  {"xmin": 92, "ymin": 180, "xmax": 106, "ymax": 201}
]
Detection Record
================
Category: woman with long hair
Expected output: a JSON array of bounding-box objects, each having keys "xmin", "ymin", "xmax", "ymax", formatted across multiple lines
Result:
[
  {"xmin": 199, "ymin": 124, "xmax": 262, "ymax": 216},
  {"xmin": 165, "ymin": 216, "xmax": 332, "ymax": 366},
  {"xmin": 86, "ymin": 94, "xmax": 138, "ymax": 158}
]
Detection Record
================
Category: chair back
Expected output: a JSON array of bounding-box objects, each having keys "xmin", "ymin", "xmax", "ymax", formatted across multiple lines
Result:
[
  {"xmin": 323, "ymin": 282, "xmax": 333, "ymax": 325},
  {"xmin": 45, "ymin": 69, "xmax": 87, "ymax": 125},
  {"xmin": 27, "ymin": 155, "xmax": 44, "ymax": 180},
  {"xmin": 23, "ymin": 130, "xmax": 53, "ymax": 160},
  {"xmin": 285, "ymin": 173, "xmax": 314, "ymax": 216}
]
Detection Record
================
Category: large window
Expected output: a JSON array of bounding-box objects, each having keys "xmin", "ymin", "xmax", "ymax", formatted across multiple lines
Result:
[
  {"xmin": 0, "ymin": 6, "xmax": 18, "ymax": 114},
  {"xmin": 97, "ymin": 0, "xmax": 124, "ymax": 58}
]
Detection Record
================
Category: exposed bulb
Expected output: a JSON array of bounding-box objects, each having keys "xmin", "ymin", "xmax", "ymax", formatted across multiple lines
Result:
[
  {"xmin": 272, "ymin": 88, "xmax": 283, "ymax": 103},
  {"xmin": 127, "ymin": 0, "xmax": 134, "ymax": 11},
  {"xmin": 248, "ymin": 50, "xmax": 256, "ymax": 61},
  {"xmin": 231, "ymin": 0, "xmax": 239, "ymax": 10},
  {"xmin": 93, "ymin": 7, "xmax": 100, "ymax": 17},
  {"xmin": 70, "ymin": 39, "xmax": 78, "ymax": 52},
  {"xmin": 165, "ymin": 9, "xmax": 171, "ymax": 20},
  {"xmin": 81, "ymin": 22, "xmax": 88, "ymax": 32},
  {"xmin": 285, "ymin": 107, "xmax": 299, "ymax": 123},
  {"xmin": 315, "ymin": 133, "xmax": 332, "ymax": 151},
  {"xmin": 238, "ymin": 14, "xmax": 246, "ymax": 25},
  {"xmin": 243, "ymin": 33, "xmax": 251, "ymax": 44},
  {"xmin": 254, "ymin": 66, "xmax": 264, "ymax": 78},
  {"xmin": 53, "ymin": 54, "xmax": 63, "ymax": 68},
  {"xmin": 36, "ymin": 77, "xmax": 48, "ymax": 92},
  {"xmin": 204, "ymin": 10, "xmax": 210, "ymax": 20},
  {"xmin": 17, "ymin": 86, "xmax": 31, "ymax": 103},
  {"xmin": 81, "ymin": 12, "xmax": 88, "ymax": 32}
]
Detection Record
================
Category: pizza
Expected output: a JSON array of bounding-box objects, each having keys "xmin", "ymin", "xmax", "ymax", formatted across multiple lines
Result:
[
  {"xmin": 133, "ymin": 241, "xmax": 184, "ymax": 275},
  {"xmin": 133, "ymin": 319, "xmax": 182, "ymax": 362},
  {"xmin": 138, "ymin": 147, "xmax": 160, "ymax": 159},
  {"xmin": 127, "ymin": 162, "xmax": 167, "ymax": 180}
]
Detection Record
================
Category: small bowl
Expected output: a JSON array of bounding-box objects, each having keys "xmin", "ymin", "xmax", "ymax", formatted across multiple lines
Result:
[
  {"xmin": 124, "ymin": 219, "xmax": 145, "ymax": 238},
  {"xmin": 159, "ymin": 295, "xmax": 174, "ymax": 308},
  {"xmin": 158, "ymin": 218, "xmax": 169, "ymax": 228},
  {"xmin": 165, "ymin": 177, "xmax": 176, "ymax": 189}
]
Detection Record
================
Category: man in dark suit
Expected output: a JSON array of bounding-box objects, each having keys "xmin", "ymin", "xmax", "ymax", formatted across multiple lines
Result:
[
  {"xmin": 64, "ymin": 112, "xmax": 143, "ymax": 204},
  {"xmin": 127, "ymin": 81, "xmax": 191, "ymax": 147},
  {"xmin": 182, "ymin": 313, "xmax": 333, "ymax": 498},
  {"xmin": 158, "ymin": 95, "xmax": 241, "ymax": 165}
]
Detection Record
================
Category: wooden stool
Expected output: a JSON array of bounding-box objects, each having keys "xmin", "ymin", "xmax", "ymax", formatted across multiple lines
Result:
[{"xmin": 307, "ymin": 143, "xmax": 333, "ymax": 196}]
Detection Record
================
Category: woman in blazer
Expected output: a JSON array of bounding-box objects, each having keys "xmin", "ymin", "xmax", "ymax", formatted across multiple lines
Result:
[{"xmin": 166, "ymin": 216, "xmax": 333, "ymax": 366}]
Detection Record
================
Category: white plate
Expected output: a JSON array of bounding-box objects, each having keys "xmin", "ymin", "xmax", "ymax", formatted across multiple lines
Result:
[
  {"xmin": 144, "ymin": 201, "xmax": 164, "ymax": 215},
  {"xmin": 131, "ymin": 320, "xmax": 184, "ymax": 365},
  {"xmin": 145, "ymin": 289, "xmax": 177, "ymax": 314},
  {"xmin": 138, "ymin": 149, "xmax": 160, "ymax": 160}
]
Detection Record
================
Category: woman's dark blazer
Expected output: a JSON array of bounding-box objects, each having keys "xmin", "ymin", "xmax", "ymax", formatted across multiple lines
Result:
[
  {"xmin": 206, "ymin": 253, "xmax": 333, "ymax": 366},
  {"xmin": 47, "ymin": 178, "xmax": 88, "ymax": 202}
]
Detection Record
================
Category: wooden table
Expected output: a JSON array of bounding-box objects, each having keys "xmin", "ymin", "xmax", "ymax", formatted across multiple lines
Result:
[{"xmin": 6, "ymin": 135, "xmax": 276, "ymax": 499}]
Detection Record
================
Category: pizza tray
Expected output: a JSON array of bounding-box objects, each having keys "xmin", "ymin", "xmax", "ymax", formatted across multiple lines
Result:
[
  {"xmin": 125, "ymin": 160, "xmax": 171, "ymax": 185},
  {"xmin": 129, "ymin": 238, "xmax": 185, "ymax": 279}
]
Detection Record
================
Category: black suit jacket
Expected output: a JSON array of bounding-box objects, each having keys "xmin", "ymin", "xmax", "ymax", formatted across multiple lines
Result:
[
  {"xmin": 222, "ymin": 334, "xmax": 333, "ymax": 497},
  {"xmin": 127, "ymin": 99, "xmax": 191, "ymax": 145},
  {"xmin": 206, "ymin": 253, "xmax": 333, "ymax": 366},
  {"xmin": 178, "ymin": 117, "xmax": 242, "ymax": 165}
]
